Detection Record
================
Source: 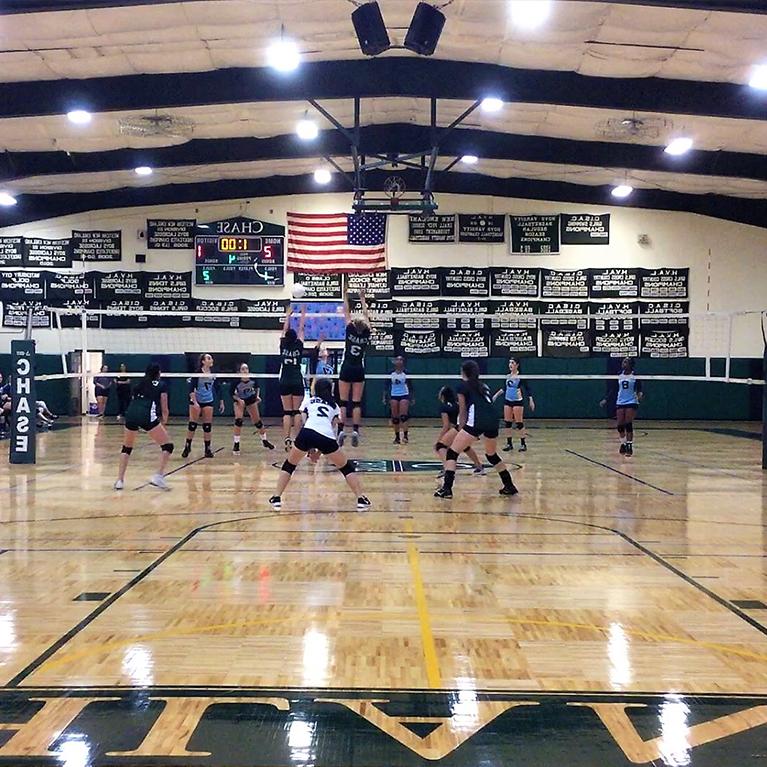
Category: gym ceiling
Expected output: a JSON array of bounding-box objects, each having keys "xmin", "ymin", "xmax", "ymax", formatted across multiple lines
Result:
[{"xmin": 1, "ymin": 0, "xmax": 767, "ymax": 227}]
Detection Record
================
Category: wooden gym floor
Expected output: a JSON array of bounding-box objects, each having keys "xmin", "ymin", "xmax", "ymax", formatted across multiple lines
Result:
[{"xmin": 0, "ymin": 418, "xmax": 766, "ymax": 766}]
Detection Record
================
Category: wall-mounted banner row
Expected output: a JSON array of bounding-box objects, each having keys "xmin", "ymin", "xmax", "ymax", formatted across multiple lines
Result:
[
  {"xmin": 346, "ymin": 266, "xmax": 688, "ymax": 300},
  {"xmin": 406, "ymin": 213, "xmax": 610, "ymax": 250},
  {"xmin": 0, "ymin": 233, "xmax": 122, "ymax": 266}
]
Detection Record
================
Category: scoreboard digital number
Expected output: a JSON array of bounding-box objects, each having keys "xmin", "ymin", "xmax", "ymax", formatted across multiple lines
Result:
[{"xmin": 195, "ymin": 235, "xmax": 284, "ymax": 286}]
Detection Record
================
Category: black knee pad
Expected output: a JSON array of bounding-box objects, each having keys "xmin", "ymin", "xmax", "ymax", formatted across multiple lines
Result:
[
  {"xmin": 281, "ymin": 460, "xmax": 297, "ymax": 475},
  {"xmin": 339, "ymin": 460, "xmax": 356, "ymax": 476},
  {"xmin": 202, "ymin": 423, "xmax": 212, "ymax": 433},
  {"xmin": 391, "ymin": 417, "xmax": 400, "ymax": 425},
  {"xmin": 446, "ymin": 448, "xmax": 459, "ymax": 462},
  {"xmin": 617, "ymin": 425, "xmax": 626, "ymax": 436},
  {"xmin": 161, "ymin": 442, "xmax": 174, "ymax": 454},
  {"xmin": 504, "ymin": 420, "xmax": 513, "ymax": 429},
  {"xmin": 515, "ymin": 422, "xmax": 525, "ymax": 430},
  {"xmin": 486, "ymin": 452, "xmax": 502, "ymax": 466},
  {"xmin": 187, "ymin": 421, "xmax": 198, "ymax": 432},
  {"xmin": 121, "ymin": 445, "xmax": 133, "ymax": 455},
  {"xmin": 234, "ymin": 417, "xmax": 243, "ymax": 428},
  {"xmin": 352, "ymin": 400, "xmax": 362, "ymax": 409},
  {"xmin": 254, "ymin": 420, "xmax": 264, "ymax": 429},
  {"xmin": 434, "ymin": 441, "xmax": 447, "ymax": 452},
  {"xmin": 400, "ymin": 414, "xmax": 409, "ymax": 423}
]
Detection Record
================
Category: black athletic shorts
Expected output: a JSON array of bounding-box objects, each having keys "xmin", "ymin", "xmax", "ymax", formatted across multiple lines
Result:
[
  {"xmin": 463, "ymin": 424, "xmax": 500, "ymax": 439},
  {"xmin": 125, "ymin": 417, "xmax": 161, "ymax": 433},
  {"xmin": 339, "ymin": 364, "xmax": 365, "ymax": 383},
  {"xmin": 279, "ymin": 381, "xmax": 305, "ymax": 397},
  {"xmin": 390, "ymin": 395, "xmax": 410, "ymax": 402},
  {"xmin": 616, "ymin": 404, "xmax": 638, "ymax": 411},
  {"xmin": 505, "ymin": 399, "xmax": 524, "ymax": 408},
  {"xmin": 95, "ymin": 386, "xmax": 110, "ymax": 398},
  {"xmin": 193, "ymin": 401, "xmax": 214, "ymax": 411},
  {"xmin": 294, "ymin": 427, "xmax": 339, "ymax": 455},
  {"xmin": 241, "ymin": 395, "xmax": 258, "ymax": 407}
]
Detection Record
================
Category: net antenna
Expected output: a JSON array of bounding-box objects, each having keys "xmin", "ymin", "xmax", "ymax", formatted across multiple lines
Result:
[{"xmin": 306, "ymin": 96, "xmax": 487, "ymax": 216}]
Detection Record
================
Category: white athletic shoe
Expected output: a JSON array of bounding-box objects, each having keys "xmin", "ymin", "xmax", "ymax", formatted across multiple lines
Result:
[
  {"xmin": 149, "ymin": 473, "xmax": 170, "ymax": 491},
  {"xmin": 337, "ymin": 430, "xmax": 347, "ymax": 447},
  {"xmin": 113, "ymin": 479, "xmax": 124, "ymax": 491}
]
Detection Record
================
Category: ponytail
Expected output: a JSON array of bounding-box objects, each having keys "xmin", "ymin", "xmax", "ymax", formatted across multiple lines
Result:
[{"xmin": 461, "ymin": 360, "xmax": 482, "ymax": 394}]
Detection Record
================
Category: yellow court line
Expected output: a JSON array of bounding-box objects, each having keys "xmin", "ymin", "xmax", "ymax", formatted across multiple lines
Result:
[{"xmin": 405, "ymin": 522, "xmax": 443, "ymax": 689}]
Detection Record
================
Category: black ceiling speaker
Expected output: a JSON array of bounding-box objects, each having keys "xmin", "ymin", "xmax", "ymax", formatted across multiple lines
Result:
[
  {"xmin": 403, "ymin": 2, "xmax": 446, "ymax": 56},
  {"xmin": 351, "ymin": 2, "xmax": 391, "ymax": 56}
]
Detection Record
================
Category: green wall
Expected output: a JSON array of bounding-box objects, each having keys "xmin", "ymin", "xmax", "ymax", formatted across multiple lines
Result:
[{"xmin": 1, "ymin": 353, "xmax": 763, "ymax": 421}]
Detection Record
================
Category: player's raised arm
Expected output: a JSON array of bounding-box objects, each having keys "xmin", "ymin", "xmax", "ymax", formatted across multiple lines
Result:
[{"xmin": 297, "ymin": 303, "xmax": 307, "ymax": 342}]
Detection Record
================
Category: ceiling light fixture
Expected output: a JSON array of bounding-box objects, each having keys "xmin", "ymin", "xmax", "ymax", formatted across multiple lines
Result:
[
  {"xmin": 611, "ymin": 184, "xmax": 633, "ymax": 199},
  {"xmin": 0, "ymin": 192, "xmax": 18, "ymax": 207},
  {"xmin": 509, "ymin": 0, "xmax": 552, "ymax": 30},
  {"xmin": 134, "ymin": 166, "xmax": 153, "ymax": 176},
  {"xmin": 296, "ymin": 118, "xmax": 319, "ymax": 141},
  {"xmin": 313, "ymin": 168, "xmax": 332, "ymax": 185},
  {"xmin": 461, "ymin": 155, "xmax": 479, "ymax": 165},
  {"xmin": 665, "ymin": 137, "xmax": 693, "ymax": 156},
  {"xmin": 66, "ymin": 109, "xmax": 92, "ymax": 125},
  {"xmin": 749, "ymin": 64, "xmax": 767, "ymax": 90},
  {"xmin": 480, "ymin": 97, "xmax": 503, "ymax": 113},
  {"xmin": 267, "ymin": 39, "xmax": 301, "ymax": 73}
]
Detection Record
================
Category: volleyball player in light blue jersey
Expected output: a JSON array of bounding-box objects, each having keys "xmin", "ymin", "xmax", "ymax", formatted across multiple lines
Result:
[
  {"xmin": 182, "ymin": 353, "xmax": 224, "ymax": 459},
  {"xmin": 601, "ymin": 357, "xmax": 643, "ymax": 456},
  {"xmin": 492, "ymin": 358, "xmax": 535, "ymax": 452},
  {"xmin": 384, "ymin": 356, "xmax": 414, "ymax": 444}
]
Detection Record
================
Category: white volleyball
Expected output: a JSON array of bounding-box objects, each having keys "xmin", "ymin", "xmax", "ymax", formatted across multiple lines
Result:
[{"xmin": 292, "ymin": 283, "xmax": 307, "ymax": 299}]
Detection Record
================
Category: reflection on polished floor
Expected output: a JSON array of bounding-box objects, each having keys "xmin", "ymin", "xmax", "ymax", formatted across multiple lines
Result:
[{"xmin": 0, "ymin": 419, "xmax": 766, "ymax": 766}]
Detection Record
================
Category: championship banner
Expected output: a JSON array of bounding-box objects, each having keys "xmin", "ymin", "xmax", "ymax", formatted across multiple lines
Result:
[
  {"xmin": 540, "ymin": 269, "xmax": 590, "ymax": 299},
  {"xmin": 368, "ymin": 326, "xmax": 396, "ymax": 356},
  {"xmin": 489, "ymin": 300, "xmax": 539, "ymax": 330},
  {"xmin": 442, "ymin": 300, "xmax": 489, "ymax": 331},
  {"xmin": 72, "ymin": 230, "xmax": 121, "ymax": 262},
  {"xmin": 240, "ymin": 299, "xmax": 288, "ymax": 330},
  {"xmin": 390, "ymin": 267, "xmax": 441, "ymax": 297},
  {"xmin": 442, "ymin": 328, "xmax": 491, "ymax": 358},
  {"xmin": 490, "ymin": 267, "xmax": 540, "ymax": 297},
  {"xmin": 9, "ymin": 340, "xmax": 36, "ymax": 464},
  {"xmin": 393, "ymin": 299, "xmax": 442, "ymax": 330},
  {"xmin": 100, "ymin": 299, "xmax": 148, "ymax": 329},
  {"xmin": 592, "ymin": 331, "xmax": 640, "ymax": 358},
  {"xmin": 143, "ymin": 271, "xmax": 192, "ymax": 300},
  {"xmin": 589, "ymin": 301, "xmax": 639, "ymax": 332},
  {"xmin": 1, "ymin": 302, "xmax": 50, "ymax": 329},
  {"xmin": 458, "ymin": 214, "xmax": 505, "ymax": 243},
  {"xmin": 539, "ymin": 301, "xmax": 589, "ymax": 330},
  {"xmin": 294, "ymin": 272, "xmax": 343, "ymax": 300},
  {"xmin": 491, "ymin": 328, "xmax": 538, "ymax": 357},
  {"xmin": 641, "ymin": 328, "xmax": 689, "ymax": 358},
  {"xmin": 23, "ymin": 237, "xmax": 73, "ymax": 268},
  {"xmin": 639, "ymin": 268, "xmax": 689, "ymax": 299},
  {"xmin": 510, "ymin": 215, "xmax": 560, "ymax": 254},
  {"xmin": 94, "ymin": 271, "xmax": 144, "ymax": 301},
  {"xmin": 144, "ymin": 298, "xmax": 192, "ymax": 328},
  {"xmin": 440, "ymin": 267, "xmax": 490, "ymax": 297},
  {"xmin": 408, "ymin": 214, "xmax": 456, "ymax": 243},
  {"xmin": 0, "ymin": 236, "xmax": 24, "ymax": 267},
  {"xmin": 190, "ymin": 298, "xmax": 241, "ymax": 329},
  {"xmin": 0, "ymin": 270, "xmax": 46, "ymax": 303},
  {"xmin": 589, "ymin": 268, "xmax": 639, "ymax": 299},
  {"xmin": 561, "ymin": 214, "xmax": 610, "ymax": 245},
  {"xmin": 394, "ymin": 329, "xmax": 442, "ymax": 357},
  {"xmin": 542, "ymin": 328, "xmax": 592, "ymax": 358},
  {"xmin": 346, "ymin": 271, "xmax": 390, "ymax": 298},
  {"xmin": 147, "ymin": 219, "xmax": 196, "ymax": 249},
  {"xmin": 639, "ymin": 301, "xmax": 690, "ymax": 328}
]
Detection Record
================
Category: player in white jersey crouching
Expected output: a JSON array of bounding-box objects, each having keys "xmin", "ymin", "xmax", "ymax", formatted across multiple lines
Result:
[{"xmin": 269, "ymin": 379, "xmax": 371, "ymax": 510}]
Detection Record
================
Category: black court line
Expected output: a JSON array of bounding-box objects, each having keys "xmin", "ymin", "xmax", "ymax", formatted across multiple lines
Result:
[
  {"xmin": 565, "ymin": 449, "xmax": 676, "ymax": 495},
  {"xmin": 698, "ymin": 427, "xmax": 762, "ymax": 441},
  {"xmin": 132, "ymin": 447, "xmax": 223, "ymax": 490},
  {"xmin": 3, "ymin": 510, "xmax": 280, "ymax": 688}
]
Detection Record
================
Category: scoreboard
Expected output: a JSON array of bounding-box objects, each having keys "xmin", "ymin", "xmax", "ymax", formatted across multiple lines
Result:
[{"xmin": 195, "ymin": 235, "xmax": 284, "ymax": 286}]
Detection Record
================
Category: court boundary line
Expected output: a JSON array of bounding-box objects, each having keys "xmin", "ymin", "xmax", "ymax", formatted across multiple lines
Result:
[
  {"xmin": 565, "ymin": 449, "xmax": 676, "ymax": 495},
  {"xmin": 132, "ymin": 446, "xmax": 223, "ymax": 490}
]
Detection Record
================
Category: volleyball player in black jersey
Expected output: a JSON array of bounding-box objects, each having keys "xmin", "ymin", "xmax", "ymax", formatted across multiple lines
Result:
[
  {"xmin": 338, "ymin": 288, "xmax": 371, "ymax": 447},
  {"xmin": 114, "ymin": 363, "xmax": 174, "ymax": 491},
  {"xmin": 434, "ymin": 386, "xmax": 484, "ymax": 475},
  {"xmin": 231, "ymin": 362, "xmax": 275, "ymax": 454},
  {"xmin": 435, "ymin": 361, "xmax": 518, "ymax": 499},
  {"xmin": 279, "ymin": 304, "xmax": 307, "ymax": 451}
]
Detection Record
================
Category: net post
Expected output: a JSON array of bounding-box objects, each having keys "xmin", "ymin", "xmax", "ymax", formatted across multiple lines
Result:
[
  {"xmin": 9, "ymin": 339, "xmax": 36, "ymax": 464},
  {"xmin": 54, "ymin": 310, "xmax": 68, "ymax": 375},
  {"xmin": 80, "ymin": 309, "xmax": 89, "ymax": 416}
]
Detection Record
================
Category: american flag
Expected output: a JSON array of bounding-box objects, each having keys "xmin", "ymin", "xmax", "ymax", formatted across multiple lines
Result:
[{"xmin": 287, "ymin": 212, "xmax": 387, "ymax": 273}]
